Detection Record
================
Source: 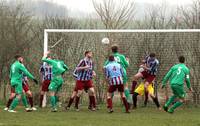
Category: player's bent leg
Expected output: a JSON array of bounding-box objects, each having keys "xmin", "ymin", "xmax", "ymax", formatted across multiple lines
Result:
[
  {"xmin": 75, "ymin": 90, "xmax": 83, "ymax": 111},
  {"xmin": 132, "ymin": 92, "xmax": 139, "ymax": 109},
  {"xmin": 132, "ymin": 72, "xmax": 143, "ymax": 93},
  {"xmin": 5, "ymin": 93, "xmax": 16, "ymax": 110},
  {"xmin": 107, "ymin": 93, "xmax": 113, "ymax": 113},
  {"xmin": 26, "ymin": 90, "xmax": 36, "ymax": 110},
  {"xmin": 149, "ymin": 94, "xmax": 161, "ymax": 110},
  {"xmin": 88, "ymin": 87, "xmax": 96, "ymax": 110},
  {"xmin": 66, "ymin": 91, "xmax": 77, "ymax": 110},
  {"xmin": 9, "ymin": 94, "xmax": 22, "ymax": 112},
  {"xmin": 168, "ymin": 98, "xmax": 184, "ymax": 114},
  {"xmin": 119, "ymin": 92, "xmax": 130, "ymax": 113}
]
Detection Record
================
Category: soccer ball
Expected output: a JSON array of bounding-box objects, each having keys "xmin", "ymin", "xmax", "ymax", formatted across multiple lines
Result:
[{"xmin": 101, "ymin": 37, "xmax": 110, "ymax": 44}]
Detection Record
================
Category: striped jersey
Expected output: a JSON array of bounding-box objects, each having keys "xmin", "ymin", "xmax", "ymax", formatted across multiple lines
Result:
[
  {"xmin": 105, "ymin": 61, "xmax": 123, "ymax": 85},
  {"xmin": 145, "ymin": 56, "xmax": 159, "ymax": 75},
  {"xmin": 74, "ymin": 57, "xmax": 94, "ymax": 81},
  {"xmin": 39, "ymin": 63, "xmax": 52, "ymax": 81},
  {"xmin": 22, "ymin": 74, "xmax": 28, "ymax": 85}
]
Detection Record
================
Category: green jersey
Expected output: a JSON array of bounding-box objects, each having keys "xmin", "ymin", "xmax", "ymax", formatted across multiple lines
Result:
[
  {"xmin": 104, "ymin": 52, "xmax": 129, "ymax": 69},
  {"xmin": 10, "ymin": 61, "xmax": 35, "ymax": 86},
  {"xmin": 162, "ymin": 63, "xmax": 191, "ymax": 89},
  {"xmin": 42, "ymin": 58, "xmax": 69, "ymax": 76}
]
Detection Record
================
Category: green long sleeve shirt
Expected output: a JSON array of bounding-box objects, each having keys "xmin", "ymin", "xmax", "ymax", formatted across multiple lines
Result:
[
  {"xmin": 162, "ymin": 63, "xmax": 191, "ymax": 89},
  {"xmin": 42, "ymin": 58, "xmax": 68, "ymax": 76},
  {"xmin": 10, "ymin": 61, "xmax": 35, "ymax": 86}
]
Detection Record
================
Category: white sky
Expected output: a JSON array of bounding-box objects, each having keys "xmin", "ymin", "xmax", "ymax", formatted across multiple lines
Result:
[{"xmin": 48, "ymin": 0, "xmax": 193, "ymax": 13}]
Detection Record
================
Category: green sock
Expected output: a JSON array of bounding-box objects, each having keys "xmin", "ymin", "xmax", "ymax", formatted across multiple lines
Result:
[
  {"xmin": 22, "ymin": 94, "xmax": 28, "ymax": 108},
  {"xmin": 124, "ymin": 89, "xmax": 132, "ymax": 104},
  {"xmin": 165, "ymin": 95, "xmax": 176, "ymax": 107},
  {"xmin": 111, "ymin": 93, "xmax": 114, "ymax": 99},
  {"xmin": 50, "ymin": 96, "xmax": 56, "ymax": 109},
  {"xmin": 169, "ymin": 101, "xmax": 183, "ymax": 112},
  {"xmin": 10, "ymin": 98, "xmax": 19, "ymax": 110}
]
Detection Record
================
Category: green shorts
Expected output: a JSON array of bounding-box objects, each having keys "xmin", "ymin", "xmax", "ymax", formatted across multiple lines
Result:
[
  {"xmin": 123, "ymin": 68, "xmax": 128, "ymax": 84},
  {"xmin": 48, "ymin": 76, "xmax": 63, "ymax": 92},
  {"xmin": 11, "ymin": 82, "xmax": 23, "ymax": 94},
  {"xmin": 171, "ymin": 85, "xmax": 186, "ymax": 98}
]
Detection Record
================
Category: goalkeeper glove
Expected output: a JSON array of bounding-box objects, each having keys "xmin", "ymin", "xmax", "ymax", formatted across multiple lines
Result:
[{"xmin": 33, "ymin": 79, "xmax": 38, "ymax": 84}]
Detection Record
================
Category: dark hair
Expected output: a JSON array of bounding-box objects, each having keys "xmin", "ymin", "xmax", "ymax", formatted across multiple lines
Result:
[
  {"xmin": 149, "ymin": 53, "xmax": 156, "ymax": 57},
  {"xmin": 109, "ymin": 55, "xmax": 115, "ymax": 61},
  {"xmin": 14, "ymin": 55, "xmax": 22, "ymax": 60},
  {"xmin": 178, "ymin": 56, "xmax": 185, "ymax": 63},
  {"xmin": 111, "ymin": 45, "xmax": 118, "ymax": 53},
  {"xmin": 85, "ymin": 51, "xmax": 92, "ymax": 56}
]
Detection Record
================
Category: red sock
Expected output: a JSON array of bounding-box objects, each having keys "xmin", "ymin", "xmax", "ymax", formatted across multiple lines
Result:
[
  {"xmin": 91, "ymin": 96, "xmax": 96, "ymax": 108},
  {"xmin": 107, "ymin": 98, "xmax": 112, "ymax": 109},
  {"xmin": 67, "ymin": 97, "xmax": 74, "ymax": 107},
  {"xmin": 40, "ymin": 95, "xmax": 43, "ymax": 107},
  {"xmin": 131, "ymin": 81, "xmax": 137, "ymax": 94},
  {"xmin": 28, "ymin": 96, "xmax": 33, "ymax": 107},
  {"xmin": 6, "ymin": 98, "xmax": 14, "ymax": 108},
  {"xmin": 122, "ymin": 97, "xmax": 129, "ymax": 112},
  {"xmin": 75, "ymin": 97, "xmax": 80, "ymax": 109}
]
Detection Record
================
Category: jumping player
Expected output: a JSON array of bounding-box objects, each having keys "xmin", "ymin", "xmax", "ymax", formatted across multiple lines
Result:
[
  {"xmin": 8, "ymin": 55, "xmax": 38, "ymax": 112},
  {"xmin": 42, "ymin": 51, "xmax": 68, "ymax": 112},
  {"xmin": 104, "ymin": 45, "xmax": 132, "ymax": 104},
  {"xmin": 39, "ymin": 61, "xmax": 52, "ymax": 107},
  {"xmin": 131, "ymin": 53, "xmax": 160, "ymax": 108},
  {"xmin": 162, "ymin": 56, "xmax": 192, "ymax": 113},
  {"xmin": 132, "ymin": 60, "xmax": 160, "ymax": 109},
  {"xmin": 66, "ymin": 51, "xmax": 96, "ymax": 111},
  {"xmin": 105, "ymin": 55, "xmax": 129, "ymax": 113}
]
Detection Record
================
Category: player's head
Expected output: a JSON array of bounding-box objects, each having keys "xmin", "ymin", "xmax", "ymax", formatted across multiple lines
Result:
[
  {"xmin": 108, "ymin": 55, "xmax": 115, "ymax": 62},
  {"xmin": 85, "ymin": 51, "xmax": 92, "ymax": 58},
  {"xmin": 111, "ymin": 45, "xmax": 118, "ymax": 53},
  {"xmin": 178, "ymin": 56, "xmax": 185, "ymax": 63},
  {"xmin": 149, "ymin": 53, "xmax": 156, "ymax": 58},
  {"xmin": 15, "ymin": 55, "xmax": 23, "ymax": 63}
]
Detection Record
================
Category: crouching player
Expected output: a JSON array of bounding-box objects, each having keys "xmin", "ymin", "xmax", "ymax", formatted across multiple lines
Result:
[
  {"xmin": 105, "ymin": 55, "xmax": 129, "ymax": 113},
  {"xmin": 42, "ymin": 51, "xmax": 69, "ymax": 112},
  {"xmin": 162, "ymin": 56, "xmax": 192, "ymax": 113}
]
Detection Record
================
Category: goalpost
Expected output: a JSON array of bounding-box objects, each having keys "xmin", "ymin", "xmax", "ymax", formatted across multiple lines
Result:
[{"xmin": 43, "ymin": 29, "xmax": 200, "ymax": 106}]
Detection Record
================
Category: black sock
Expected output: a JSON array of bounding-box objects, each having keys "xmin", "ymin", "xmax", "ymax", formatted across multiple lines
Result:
[
  {"xmin": 152, "ymin": 97, "xmax": 160, "ymax": 108},
  {"xmin": 132, "ymin": 92, "xmax": 138, "ymax": 108}
]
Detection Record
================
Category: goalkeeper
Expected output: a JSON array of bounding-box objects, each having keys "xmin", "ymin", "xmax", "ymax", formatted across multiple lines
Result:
[
  {"xmin": 162, "ymin": 56, "xmax": 192, "ymax": 113},
  {"xmin": 42, "ymin": 51, "xmax": 69, "ymax": 112}
]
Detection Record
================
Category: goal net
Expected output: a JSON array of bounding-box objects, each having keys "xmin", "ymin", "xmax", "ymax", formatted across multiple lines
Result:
[{"xmin": 44, "ymin": 29, "xmax": 200, "ymax": 106}]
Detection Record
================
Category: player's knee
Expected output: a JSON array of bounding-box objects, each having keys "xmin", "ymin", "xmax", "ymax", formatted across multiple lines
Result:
[
  {"xmin": 77, "ymin": 90, "xmax": 83, "ymax": 97},
  {"xmin": 179, "ymin": 98, "xmax": 185, "ymax": 103},
  {"xmin": 88, "ymin": 88, "xmax": 95, "ymax": 95}
]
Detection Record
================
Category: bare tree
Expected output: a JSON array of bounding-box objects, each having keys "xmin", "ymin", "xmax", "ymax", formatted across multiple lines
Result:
[{"xmin": 92, "ymin": 0, "xmax": 135, "ymax": 29}]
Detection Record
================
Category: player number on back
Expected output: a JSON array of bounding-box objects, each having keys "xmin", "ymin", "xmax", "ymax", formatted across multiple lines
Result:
[
  {"xmin": 177, "ymin": 67, "xmax": 182, "ymax": 75},
  {"xmin": 112, "ymin": 66, "xmax": 117, "ymax": 71}
]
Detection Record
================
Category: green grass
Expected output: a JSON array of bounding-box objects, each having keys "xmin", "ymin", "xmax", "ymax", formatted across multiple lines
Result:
[{"xmin": 0, "ymin": 106, "xmax": 200, "ymax": 126}]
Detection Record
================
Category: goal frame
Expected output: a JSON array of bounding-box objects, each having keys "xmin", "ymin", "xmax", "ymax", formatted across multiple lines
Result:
[{"xmin": 44, "ymin": 29, "xmax": 200, "ymax": 55}]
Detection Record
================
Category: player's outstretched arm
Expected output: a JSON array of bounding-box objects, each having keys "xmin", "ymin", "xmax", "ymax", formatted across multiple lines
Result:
[{"xmin": 162, "ymin": 67, "xmax": 173, "ymax": 88}]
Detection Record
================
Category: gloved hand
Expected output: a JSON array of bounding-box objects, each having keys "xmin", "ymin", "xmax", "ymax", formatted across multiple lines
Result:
[{"xmin": 33, "ymin": 79, "xmax": 38, "ymax": 84}]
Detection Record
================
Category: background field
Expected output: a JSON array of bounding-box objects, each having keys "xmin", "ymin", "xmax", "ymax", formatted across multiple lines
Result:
[{"xmin": 0, "ymin": 105, "xmax": 200, "ymax": 126}]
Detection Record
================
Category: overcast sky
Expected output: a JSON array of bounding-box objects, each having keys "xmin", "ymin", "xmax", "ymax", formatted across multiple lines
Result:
[{"xmin": 47, "ymin": 0, "xmax": 193, "ymax": 13}]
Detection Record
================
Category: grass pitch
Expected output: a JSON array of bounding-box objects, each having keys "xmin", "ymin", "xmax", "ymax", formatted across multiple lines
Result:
[{"xmin": 0, "ymin": 105, "xmax": 199, "ymax": 126}]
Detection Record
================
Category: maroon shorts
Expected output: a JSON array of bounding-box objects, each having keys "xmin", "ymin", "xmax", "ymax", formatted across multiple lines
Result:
[
  {"xmin": 108, "ymin": 84, "xmax": 124, "ymax": 93},
  {"xmin": 74, "ymin": 80, "xmax": 93, "ymax": 91},
  {"xmin": 141, "ymin": 71, "xmax": 156, "ymax": 83},
  {"xmin": 41, "ymin": 80, "xmax": 51, "ymax": 92},
  {"xmin": 10, "ymin": 83, "xmax": 30, "ymax": 93}
]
